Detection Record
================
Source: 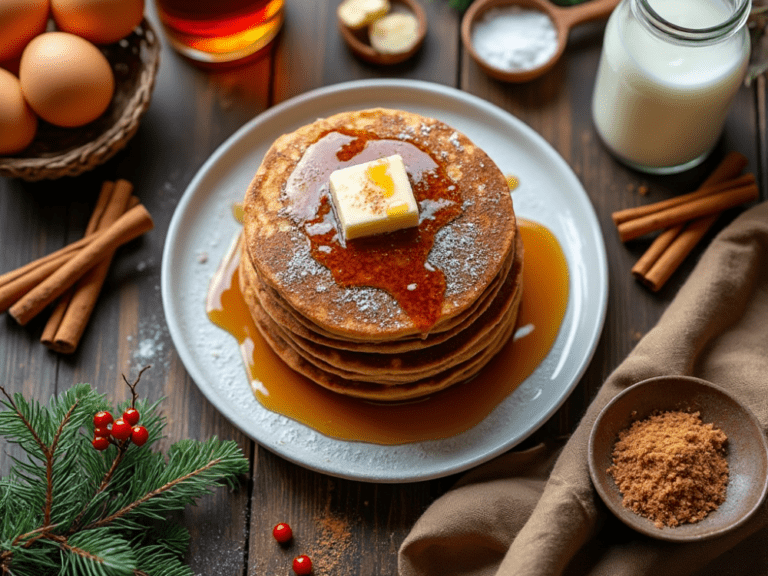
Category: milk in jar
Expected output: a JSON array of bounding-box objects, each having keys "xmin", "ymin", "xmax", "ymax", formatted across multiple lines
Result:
[{"xmin": 592, "ymin": 0, "xmax": 750, "ymax": 173}]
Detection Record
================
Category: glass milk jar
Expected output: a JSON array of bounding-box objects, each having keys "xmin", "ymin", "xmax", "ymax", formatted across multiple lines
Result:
[{"xmin": 591, "ymin": 0, "xmax": 751, "ymax": 174}]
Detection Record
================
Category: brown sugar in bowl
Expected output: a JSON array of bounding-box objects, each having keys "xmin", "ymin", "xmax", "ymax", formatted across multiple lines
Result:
[
  {"xmin": 337, "ymin": 0, "xmax": 427, "ymax": 65},
  {"xmin": 588, "ymin": 375, "xmax": 768, "ymax": 542}
]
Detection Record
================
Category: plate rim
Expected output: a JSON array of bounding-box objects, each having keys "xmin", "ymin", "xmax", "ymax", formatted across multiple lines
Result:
[{"xmin": 161, "ymin": 78, "xmax": 609, "ymax": 482}]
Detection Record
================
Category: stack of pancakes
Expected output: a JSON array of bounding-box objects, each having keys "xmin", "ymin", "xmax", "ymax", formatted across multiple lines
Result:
[{"xmin": 240, "ymin": 108, "xmax": 522, "ymax": 401}]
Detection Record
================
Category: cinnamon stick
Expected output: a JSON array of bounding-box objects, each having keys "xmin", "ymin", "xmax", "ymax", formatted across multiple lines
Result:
[
  {"xmin": 641, "ymin": 214, "xmax": 719, "ymax": 291},
  {"xmin": 617, "ymin": 183, "xmax": 759, "ymax": 242},
  {"xmin": 85, "ymin": 181, "xmax": 119, "ymax": 236},
  {"xmin": 612, "ymin": 173, "xmax": 755, "ymax": 225},
  {"xmin": 42, "ymin": 180, "xmax": 134, "ymax": 352},
  {"xmin": 9, "ymin": 204, "xmax": 154, "ymax": 326},
  {"xmin": 0, "ymin": 251, "xmax": 77, "ymax": 313},
  {"xmin": 40, "ymin": 181, "xmax": 117, "ymax": 346},
  {"xmin": 613, "ymin": 152, "xmax": 748, "ymax": 227},
  {"xmin": 630, "ymin": 151, "xmax": 751, "ymax": 291},
  {"xmin": 630, "ymin": 225, "xmax": 683, "ymax": 279},
  {"xmin": 0, "ymin": 181, "xmax": 121, "ymax": 311},
  {"xmin": 0, "ymin": 234, "xmax": 95, "ymax": 292},
  {"xmin": 699, "ymin": 151, "xmax": 749, "ymax": 188}
]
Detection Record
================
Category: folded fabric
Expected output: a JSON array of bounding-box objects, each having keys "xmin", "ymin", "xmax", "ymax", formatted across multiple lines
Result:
[{"xmin": 399, "ymin": 200, "xmax": 768, "ymax": 576}]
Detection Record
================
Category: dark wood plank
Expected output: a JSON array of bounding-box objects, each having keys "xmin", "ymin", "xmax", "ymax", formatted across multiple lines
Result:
[
  {"xmin": 273, "ymin": 0, "xmax": 460, "ymax": 104},
  {"xmin": 1, "ymin": 1, "xmax": 764, "ymax": 573},
  {"xmin": 0, "ymin": 184, "xmax": 64, "ymax": 476},
  {"xmin": 249, "ymin": 448, "xmax": 457, "ymax": 576}
]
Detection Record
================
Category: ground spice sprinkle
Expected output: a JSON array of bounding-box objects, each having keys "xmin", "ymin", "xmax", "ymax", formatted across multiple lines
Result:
[{"xmin": 608, "ymin": 410, "xmax": 729, "ymax": 528}]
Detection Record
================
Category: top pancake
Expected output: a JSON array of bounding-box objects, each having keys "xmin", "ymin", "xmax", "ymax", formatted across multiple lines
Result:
[{"xmin": 242, "ymin": 108, "xmax": 517, "ymax": 340}]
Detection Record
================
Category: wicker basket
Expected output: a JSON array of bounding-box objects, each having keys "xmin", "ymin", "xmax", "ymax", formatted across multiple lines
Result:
[{"xmin": 0, "ymin": 19, "xmax": 161, "ymax": 181}]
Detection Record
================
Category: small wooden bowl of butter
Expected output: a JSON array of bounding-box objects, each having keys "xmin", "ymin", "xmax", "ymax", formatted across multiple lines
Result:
[{"xmin": 337, "ymin": 0, "xmax": 427, "ymax": 65}]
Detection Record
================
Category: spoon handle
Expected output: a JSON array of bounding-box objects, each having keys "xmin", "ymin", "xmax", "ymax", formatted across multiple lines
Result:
[{"xmin": 555, "ymin": 0, "xmax": 621, "ymax": 29}]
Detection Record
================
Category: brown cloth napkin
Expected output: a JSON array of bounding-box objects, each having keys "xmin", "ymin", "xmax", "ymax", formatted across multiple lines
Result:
[{"xmin": 399, "ymin": 200, "xmax": 768, "ymax": 576}]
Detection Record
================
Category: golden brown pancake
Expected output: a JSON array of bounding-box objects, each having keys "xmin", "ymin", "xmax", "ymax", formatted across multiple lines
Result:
[
  {"xmin": 239, "ymin": 107, "xmax": 522, "ymax": 400},
  {"xmin": 240, "ymin": 233, "xmax": 516, "ymax": 352},
  {"xmin": 244, "ymin": 288, "xmax": 523, "ymax": 400},
  {"xmin": 242, "ymin": 108, "xmax": 517, "ymax": 340},
  {"xmin": 241, "ymin": 238, "xmax": 523, "ymax": 386}
]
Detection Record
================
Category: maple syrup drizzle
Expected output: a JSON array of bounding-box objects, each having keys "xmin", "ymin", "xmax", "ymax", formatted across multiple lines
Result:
[
  {"xmin": 206, "ymin": 218, "xmax": 569, "ymax": 445},
  {"xmin": 285, "ymin": 130, "xmax": 462, "ymax": 333}
]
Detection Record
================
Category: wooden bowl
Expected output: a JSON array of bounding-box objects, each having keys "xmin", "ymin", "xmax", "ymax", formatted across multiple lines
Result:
[
  {"xmin": 337, "ymin": 0, "xmax": 427, "ymax": 65},
  {"xmin": 0, "ymin": 19, "xmax": 161, "ymax": 181},
  {"xmin": 461, "ymin": 0, "xmax": 619, "ymax": 83},
  {"xmin": 588, "ymin": 375, "xmax": 768, "ymax": 542}
]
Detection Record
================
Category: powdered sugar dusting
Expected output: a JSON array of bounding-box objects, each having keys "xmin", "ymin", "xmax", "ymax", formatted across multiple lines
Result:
[
  {"xmin": 275, "ymin": 233, "xmax": 405, "ymax": 327},
  {"xmin": 129, "ymin": 313, "xmax": 171, "ymax": 372},
  {"xmin": 276, "ymin": 235, "xmax": 331, "ymax": 284},
  {"xmin": 429, "ymin": 220, "xmax": 485, "ymax": 297},
  {"xmin": 449, "ymin": 132, "xmax": 464, "ymax": 151}
]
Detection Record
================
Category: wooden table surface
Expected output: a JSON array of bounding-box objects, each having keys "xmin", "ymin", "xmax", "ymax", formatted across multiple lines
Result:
[{"xmin": 1, "ymin": 1, "xmax": 766, "ymax": 574}]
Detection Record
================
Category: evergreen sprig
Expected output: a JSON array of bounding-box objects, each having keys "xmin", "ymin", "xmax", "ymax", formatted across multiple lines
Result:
[{"xmin": 0, "ymin": 370, "xmax": 249, "ymax": 576}]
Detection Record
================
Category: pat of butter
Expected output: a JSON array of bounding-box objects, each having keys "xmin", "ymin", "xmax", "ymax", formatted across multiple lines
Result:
[
  {"xmin": 329, "ymin": 154, "xmax": 419, "ymax": 240},
  {"xmin": 337, "ymin": 0, "xmax": 390, "ymax": 30}
]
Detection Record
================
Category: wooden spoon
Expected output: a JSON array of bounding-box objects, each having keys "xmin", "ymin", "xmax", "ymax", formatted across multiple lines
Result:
[{"xmin": 461, "ymin": 0, "xmax": 621, "ymax": 82}]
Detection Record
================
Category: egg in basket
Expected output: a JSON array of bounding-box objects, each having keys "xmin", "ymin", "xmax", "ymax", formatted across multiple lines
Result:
[{"xmin": 0, "ymin": 0, "xmax": 160, "ymax": 181}]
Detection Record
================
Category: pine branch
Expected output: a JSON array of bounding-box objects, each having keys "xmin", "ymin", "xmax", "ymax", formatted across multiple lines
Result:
[
  {"xmin": 87, "ymin": 438, "xmax": 247, "ymax": 529},
  {"xmin": 0, "ymin": 385, "xmax": 49, "ymax": 461},
  {"xmin": 1, "ymin": 385, "xmax": 85, "ymax": 539},
  {"xmin": 44, "ymin": 396, "xmax": 81, "ymax": 525},
  {"xmin": 68, "ymin": 439, "xmax": 130, "ymax": 534},
  {"xmin": 88, "ymin": 463, "xmax": 222, "ymax": 529},
  {"xmin": 69, "ymin": 397, "xmax": 164, "ymax": 533},
  {"xmin": 60, "ymin": 529, "xmax": 135, "ymax": 576},
  {"xmin": 0, "ymin": 374, "xmax": 248, "ymax": 576}
]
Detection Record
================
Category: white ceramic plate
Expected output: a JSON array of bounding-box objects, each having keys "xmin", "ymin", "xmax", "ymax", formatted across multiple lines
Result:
[{"xmin": 161, "ymin": 79, "xmax": 608, "ymax": 483}]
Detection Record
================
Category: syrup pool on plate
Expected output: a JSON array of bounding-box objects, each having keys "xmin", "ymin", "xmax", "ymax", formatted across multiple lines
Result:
[{"xmin": 207, "ymin": 210, "xmax": 569, "ymax": 445}]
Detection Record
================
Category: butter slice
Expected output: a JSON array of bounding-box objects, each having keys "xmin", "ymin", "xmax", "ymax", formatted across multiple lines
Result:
[
  {"xmin": 337, "ymin": 0, "xmax": 390, "ymax": 30},
  {"xmin": 329, "ymin": 154, "xmax": 418, "ymax": 240},
  {"xmin": 369, "ymin": 12, "xmax": 419, "ymax": 54}
]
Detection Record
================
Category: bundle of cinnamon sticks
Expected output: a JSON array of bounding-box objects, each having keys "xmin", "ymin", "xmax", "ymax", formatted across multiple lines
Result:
[
  {"xmin": 0, "ymin": 180, "xmax": 154, "ymax": 353},
  {"xmin": 612, "ymin": 152, "xmax": 759, "ymax": 292}
]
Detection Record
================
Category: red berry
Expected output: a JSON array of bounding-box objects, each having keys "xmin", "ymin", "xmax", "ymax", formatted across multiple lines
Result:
[
  {"xmin": 292, "ymin": 555, "xmax": 312, "ymax": 575},
  {"xmin": 130, "ymin": 425, "xmax": 149, "ymax": 446},
  {"xmin": 93, "ymin": 426, "xmax": 111, "ymax": 438},
  {"xmin": 92, "ymin": 436, "xmax": 110, "ymax": 451},
  {"xmin": 122, "ymin": 408, "xmax": 140, "ymax": 426},
  {"xmin": 111, "ymin": 418, "xmax": 132, "ymax": 440},
  {"xmin": 272, "ymin": 522, "xmax": 292, "ymax": 544},
  {"xmin": 93, "ymin": 410, "xmax": 113, "ymax": 427}
]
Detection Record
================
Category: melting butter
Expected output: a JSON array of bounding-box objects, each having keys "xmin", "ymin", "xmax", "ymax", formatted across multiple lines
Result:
[{"xmin": 328, "ymin": 153, "xmax": 419, "ymax": 240}]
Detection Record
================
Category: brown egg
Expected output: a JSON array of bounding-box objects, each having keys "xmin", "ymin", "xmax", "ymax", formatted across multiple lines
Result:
[
  {"xmin": 0, "ymin": 68, "xmax": 37, "ymax": 155},
  {"xmin": 20, "ymin": 32, "xmax": 114, "ymax": 128},
  {"xmin": 51, "ymin": 0, "xmax": 144, "ymax": 45},
  {"xmin": 0, "ymin": 0, "xmax": 50, "ymax": 62}
]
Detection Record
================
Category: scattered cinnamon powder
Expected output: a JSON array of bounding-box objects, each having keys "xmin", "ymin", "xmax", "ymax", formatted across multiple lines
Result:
[
  {"xmin": 309, "ymin": 511, "xmax": 354, "ymax": 575},
  {"xmin": 608, "ymin": 410, "xmax": 729, "ymax": 528}
]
